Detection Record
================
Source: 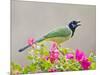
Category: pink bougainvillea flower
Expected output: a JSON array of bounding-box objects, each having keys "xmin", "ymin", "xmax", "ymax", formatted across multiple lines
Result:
[
  {"xmin": 80, "ymin": 58, "xmax": 91, "ymax": 70},
  {"xmin": 75, "ymin": 49, "xmax": 91, "ymax": 70},
  {"xmin": 75, "ymin": 49, "xmax": 87, "ymax": 62},
  {"xmin": 49, "ymin": 51, "xmax": 59, "ymax": 63},
  {"xmin": 27, "ymin": 37, "xmax": 36, "ymax": 46},
  {"xmin": 49, "ymin": 42, "xmax": 59, "ymax": 63},
  {"xmin": 50, "ymin": 41, "xmax": 58, "ymax": 51},
  {"xmin": 66, "ymin": 53, "xmax": 74, "ymax": 59},
  {"xmin": 48, "ymin": 68, "xmax": 57, "ymax": 72}
]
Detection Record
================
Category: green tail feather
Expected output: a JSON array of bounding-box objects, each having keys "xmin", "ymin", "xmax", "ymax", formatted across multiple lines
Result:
[
  {"xmin": 18, "ymin": 37, "xmax": 45, "ymax": 52},
  {"xmin": 36, "ymin": 37, "xmax": 45, "ymax": 43}
]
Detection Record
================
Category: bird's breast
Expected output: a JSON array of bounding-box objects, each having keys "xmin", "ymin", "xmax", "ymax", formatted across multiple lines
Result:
[{"xmin": 46, "ymin": 35, "xmax": 71, "ymax": 44}]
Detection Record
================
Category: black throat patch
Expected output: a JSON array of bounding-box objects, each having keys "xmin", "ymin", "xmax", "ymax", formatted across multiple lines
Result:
[{"xmin": 71, "ymin": 29, "xmax": 75, "ymax": 37}]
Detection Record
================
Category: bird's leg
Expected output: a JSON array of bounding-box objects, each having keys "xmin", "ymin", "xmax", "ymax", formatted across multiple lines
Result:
[
  {"xmin": 57, "ymin": 44, "xmax": 65, "ymax": 56},
  {"xmin": 57, "ymin": 44, "xmax": 62, "ymax": 50}
]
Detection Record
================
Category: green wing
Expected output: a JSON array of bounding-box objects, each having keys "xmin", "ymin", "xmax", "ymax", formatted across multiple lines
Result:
[
  {"xmin": 36, "ymin": 27, "xmax": 72, "ymax": 44},
  {"xmin": 44, "ymin": 27, "xmax": 72, "ymax": 38}
]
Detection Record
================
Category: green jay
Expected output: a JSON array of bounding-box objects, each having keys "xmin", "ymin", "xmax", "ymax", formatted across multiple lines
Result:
[{"xmin": 19, "ymin": 20, "xmax": 81, "ymax": 52}]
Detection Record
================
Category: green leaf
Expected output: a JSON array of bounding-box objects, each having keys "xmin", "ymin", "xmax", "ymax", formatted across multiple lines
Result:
[
  {"xmin": 27, "ymin": 55, "xmax": 33, "ymax": 60},
  {"xmin": 39, "ymin": 59, "xmax": 52, "ymax": 71},
  {"xmin": 11, "ymin": 62, "xmax": 22, "ymax": 71},
  {"xmin": 90, "ymin": 62, "xmax": 96, "ymax": 70},
  {"xmin": 22, "ymin": 66, "xmax": 29, "ymax": 74},
  {"xmin": 28, "ymin": 63, "xmax": 37, "ymax": 73},
  {"xmin": 59, "ymin": 48, "xmax": 68, "ymax": 55}
]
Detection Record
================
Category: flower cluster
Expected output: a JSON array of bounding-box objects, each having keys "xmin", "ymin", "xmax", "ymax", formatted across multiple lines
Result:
[
  {"xmin": 49, "ymin": 42, "xmax": 59, "ymax": 63},
  {"xmin": 75, "ymin": 49, "xmax": 91, "ymax": 70},
  {"xmin": 66, "ymin": 49, "xmax": 91, "ymax": 70},
  {"xmin": 11, "ymin": 38, "xmax": 96, "ymax": 74}
]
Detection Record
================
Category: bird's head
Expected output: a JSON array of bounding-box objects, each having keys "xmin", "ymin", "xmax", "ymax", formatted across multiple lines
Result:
[
  {"xmin": 68, "ymin": 20, "xmax": 81, "ymax": 30},
  {"xmin": 68, "ymin": 20, "xmax": 81, "ymax": 37}
]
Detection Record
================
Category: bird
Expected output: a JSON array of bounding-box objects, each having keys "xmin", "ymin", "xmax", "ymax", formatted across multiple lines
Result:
[{"xmin": 18, "ymin": 20, "xmax": 81, "ymax": 52}]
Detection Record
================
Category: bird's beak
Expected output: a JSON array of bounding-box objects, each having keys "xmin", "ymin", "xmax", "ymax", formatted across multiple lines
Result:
[
  {"xmin": 77, "ymin": 24, "xmax": 81, "ymax": 26},
  {"xmin": 77, "ymin": 21, "xmax": 81, "ymax": 26},
  {"xmin": 77, "ymin": 21, "xmax": 80, "ymax": 23}
]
